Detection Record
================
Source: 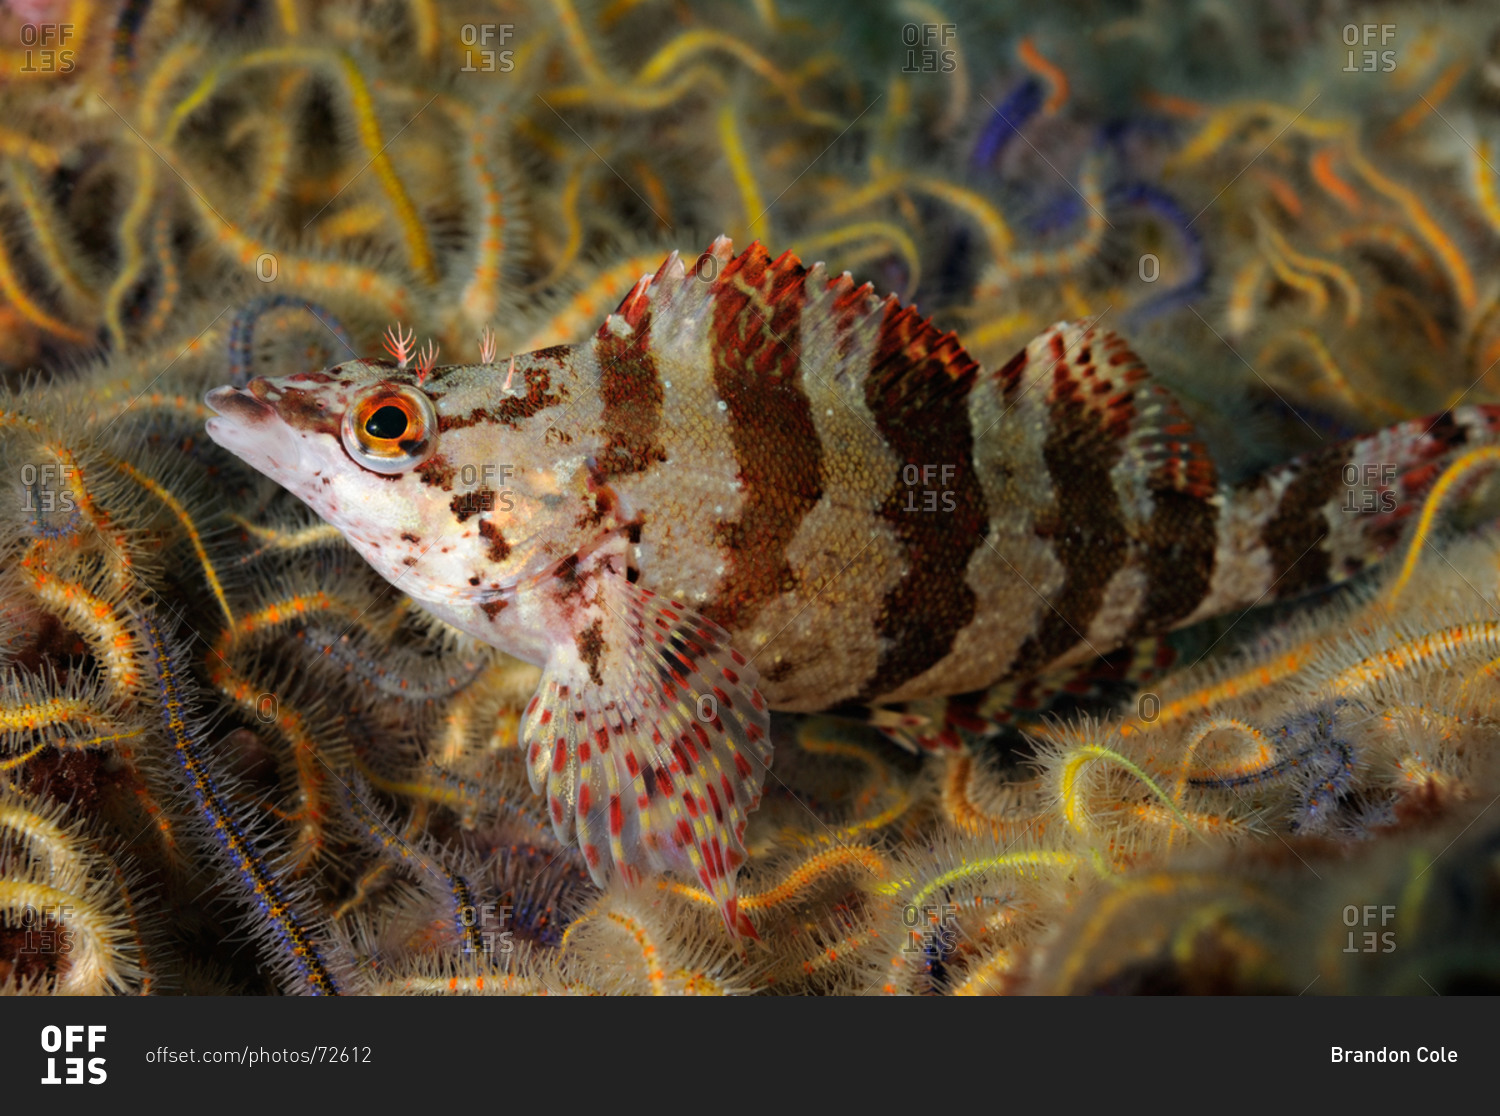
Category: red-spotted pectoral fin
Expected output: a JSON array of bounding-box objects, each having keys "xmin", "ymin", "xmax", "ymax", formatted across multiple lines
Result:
[{"xmin": 520, "ymin": 557, "xmax": 771, "ymax": 938}]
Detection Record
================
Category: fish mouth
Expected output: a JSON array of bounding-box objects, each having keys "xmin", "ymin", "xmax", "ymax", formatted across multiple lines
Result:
[
  {"xmin": 204, "ymin": 385, "xmax": 301, "ymax": 479},
  {"xmin": 205, "ymin": 385, "xmax": 274, "ymax": 423}
]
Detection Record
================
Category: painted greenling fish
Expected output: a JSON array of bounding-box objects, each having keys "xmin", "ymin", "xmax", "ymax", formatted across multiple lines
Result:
[{"xmin": 204, "ymin": 236, "xmax": 1500, "ymax": 935}]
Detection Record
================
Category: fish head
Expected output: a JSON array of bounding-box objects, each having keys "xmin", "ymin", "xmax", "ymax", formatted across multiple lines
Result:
[{"xmin": 205, "ymin": 356, "xmax": 600, "ymax": 607}]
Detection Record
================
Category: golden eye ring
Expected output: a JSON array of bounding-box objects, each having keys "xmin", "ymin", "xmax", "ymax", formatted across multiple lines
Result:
[{"xmin": 340, "ymin": 383, "xmax": 438, "ymax": 474}]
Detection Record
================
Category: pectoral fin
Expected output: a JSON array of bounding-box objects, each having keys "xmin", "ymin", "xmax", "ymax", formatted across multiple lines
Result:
[{"xmin": 520, "ymin": 547, "xmax": 771, "ymax": 938}]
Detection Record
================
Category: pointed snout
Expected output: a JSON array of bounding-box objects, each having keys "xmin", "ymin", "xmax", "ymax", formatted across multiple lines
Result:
[{"xmin": 204, "ymin": 385, "xmax": 275, "ymax": 424}]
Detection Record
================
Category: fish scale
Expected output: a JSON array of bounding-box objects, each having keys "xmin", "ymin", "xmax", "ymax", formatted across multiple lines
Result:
[{"xmin": 204, "ymin": 236, "xmax": 1500, "ymax": 934}]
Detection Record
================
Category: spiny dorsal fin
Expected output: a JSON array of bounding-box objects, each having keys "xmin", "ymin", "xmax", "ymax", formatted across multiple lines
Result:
[{"xmin": 602, "ymin": 236, "xmax": 980, "ymax": 406}]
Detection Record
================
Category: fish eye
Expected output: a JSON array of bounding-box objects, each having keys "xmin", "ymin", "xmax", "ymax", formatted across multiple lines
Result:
[
  {"xmin": 341, "ymin": 383, "xmax": 438, "ymax": 474},
  {"xmin": 365, "ymin": 405, "xmax": 408, "ymax": 439}
]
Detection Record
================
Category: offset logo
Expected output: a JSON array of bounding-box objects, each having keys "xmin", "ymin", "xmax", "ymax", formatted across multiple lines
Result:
[
  {"xmin": 1342, "ymin": 24, "xmax": 1396, "ymax": 72},
  {"xmin": 16, "ymin": 23, "xmax": 76, "ymax": 73},
  {"xmin": 901, "ymin": 23, "xmax": 957, "ymax": 74},
  {"xmin": 460, "ymin": 24, "xmax": 514, "ymax": 72},
  {"xmin": 40, "ymin": 1025, "xmax": 106, "ymax": 1085},
  {"xmin": 1342, "ymin": 904, "xmax": 1397, "ymax": 954}
]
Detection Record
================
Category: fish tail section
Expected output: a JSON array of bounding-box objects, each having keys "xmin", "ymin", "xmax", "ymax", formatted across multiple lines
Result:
[{"xmin": 1199, "ymin": 405, "xmax": 1500, "ymax": 616}]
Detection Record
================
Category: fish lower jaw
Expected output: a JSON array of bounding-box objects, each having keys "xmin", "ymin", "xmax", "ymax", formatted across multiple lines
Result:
[{"xmin": 204, "ymin": 417, "xmax": 303, "ymax": 481}]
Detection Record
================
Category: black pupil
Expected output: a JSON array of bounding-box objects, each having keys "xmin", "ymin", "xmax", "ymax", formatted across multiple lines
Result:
[{"xmin": 365, "ymin": 405, "xmax": 408, "ymax": 440}]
